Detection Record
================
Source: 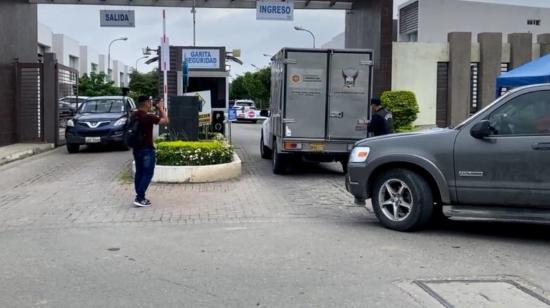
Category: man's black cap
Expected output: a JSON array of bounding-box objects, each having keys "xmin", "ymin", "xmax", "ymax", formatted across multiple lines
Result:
[
  {"xmin": 371, "ymin": 98, "xmax": 382, "ymax": 106},
  {"xmin": 138, "ymin": 95, "xmax": 149, "ymax": 104}
]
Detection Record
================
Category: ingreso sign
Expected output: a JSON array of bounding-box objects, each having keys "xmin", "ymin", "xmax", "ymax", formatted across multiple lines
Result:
[
  {"xmin": 257, "ymin": 0, "xmax": 294, "ymax": 21},
  {"xmin": 100, "ymin": 10, "xmax": 135, "ymax": 27}
]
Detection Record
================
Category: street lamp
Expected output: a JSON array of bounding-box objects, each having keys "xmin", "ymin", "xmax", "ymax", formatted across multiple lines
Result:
[
  {"xmin": 107, "ymin": 37, "xmax": 128, "ymax": 80},
  {"xmin": 294, "ymin": 26, "xmax": 316, "ymax": 48},
  {"xmin": 135, "ymin": 55, "xmax": 149, "ymax": 72}
]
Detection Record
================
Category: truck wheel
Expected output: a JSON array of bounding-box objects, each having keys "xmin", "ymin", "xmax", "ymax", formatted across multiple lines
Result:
[
  {"xmin": 260, "ymin": 132, "xmax": 272, "ymax": 159},
  {"xmin": 66, "ymin": 143, "xmax": 80, "ymax": 154},
  {"xmin": 272, "ymin": 140, "xmax": 288, "ymax": 174},
  {"xmin": 371, "ymin": 168, "xmax": 434, "ymax": 232}
]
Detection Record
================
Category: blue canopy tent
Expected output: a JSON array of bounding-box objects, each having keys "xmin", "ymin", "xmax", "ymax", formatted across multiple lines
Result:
[{"xmin": 496, "ymin": 53, "xmax": 550, "ymax": 97}]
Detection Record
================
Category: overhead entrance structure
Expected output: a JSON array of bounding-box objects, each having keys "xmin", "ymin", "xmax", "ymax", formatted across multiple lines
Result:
[{"xmin": 0, "ymin": 0, "xmax": 393, "ymax": 146}]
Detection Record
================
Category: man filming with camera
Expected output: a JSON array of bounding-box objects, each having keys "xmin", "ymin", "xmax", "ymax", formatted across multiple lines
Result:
[{"xmin": 131, "ymin": 96, "xmax": 169, "ymax": 207}]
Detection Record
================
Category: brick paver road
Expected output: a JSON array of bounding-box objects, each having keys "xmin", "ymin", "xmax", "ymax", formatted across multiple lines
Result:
[{"xmin": 0, "ymin": 123, "xmax": 369, "ymax": 232}]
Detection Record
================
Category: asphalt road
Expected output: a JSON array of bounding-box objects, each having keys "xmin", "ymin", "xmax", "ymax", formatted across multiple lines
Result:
[{"xmin": 0, "ymin": 123, "xmax": 549, "ymax": 307}]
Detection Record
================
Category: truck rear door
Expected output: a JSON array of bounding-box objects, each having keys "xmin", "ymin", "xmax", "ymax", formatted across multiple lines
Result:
[
  {"xmin": 327, "ymin": 51, "xmax": 372, "ymax": 140},
  {"xmin": 284, "ymin": 51, "xmax": 328, "ymax": 139}
]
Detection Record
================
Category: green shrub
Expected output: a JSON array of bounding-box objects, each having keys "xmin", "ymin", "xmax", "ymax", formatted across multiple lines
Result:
[
  {"xmin": 380, "ymin": 90, "xmax": 419, "ymax": 132},
  {"xmin": 156, "ymin": 140, "xmax": 233, "ymax": 166}
]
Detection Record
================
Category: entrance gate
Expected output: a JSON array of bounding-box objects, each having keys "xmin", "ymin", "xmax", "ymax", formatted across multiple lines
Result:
[{"xmin": 14, "ymin": 55, "xmax": 80, "ymax": 147}]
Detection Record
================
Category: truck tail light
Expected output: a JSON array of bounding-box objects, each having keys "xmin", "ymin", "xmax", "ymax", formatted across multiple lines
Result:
[{"xmin": 284, "ymin": 142, "xmax": 303, "ymax": 150}]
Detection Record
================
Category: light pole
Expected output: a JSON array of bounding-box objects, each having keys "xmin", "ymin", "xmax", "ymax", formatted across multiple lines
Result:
[
  {"xmin": 107, "ymin": 37, "xmax": 128, "ymax": 80},
  {"xmin": 294, "ymin": 26, "xmax": 316, "ymax": 48}
]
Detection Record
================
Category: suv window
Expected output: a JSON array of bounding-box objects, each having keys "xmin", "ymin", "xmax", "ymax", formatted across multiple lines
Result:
[
  {"xmin": 79, "ymin": 99, "xmax": 126, "ymax": 114},
  {"xmin": 488, "ymin": 90, "xmax": 550, "ymax": 136}
]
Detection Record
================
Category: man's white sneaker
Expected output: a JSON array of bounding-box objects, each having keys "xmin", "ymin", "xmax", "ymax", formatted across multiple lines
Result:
[{"xmin": 133, "ymin": 198, "xmax": 151, "ymax": 207}]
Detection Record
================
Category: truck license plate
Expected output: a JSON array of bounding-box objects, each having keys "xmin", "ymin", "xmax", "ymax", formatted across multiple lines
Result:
[
  {"xmin": 85, "ymin": 137, "xmax": 101, "ymax": 144},
  {"xmin": 310, "ymin": 143, "xmax": 325, "ymax": 151}
]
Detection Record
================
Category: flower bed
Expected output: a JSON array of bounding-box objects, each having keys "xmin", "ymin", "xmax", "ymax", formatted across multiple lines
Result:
[{"xmin": 155, "ymin": 140, "xmax": 233, "ymax": 166}]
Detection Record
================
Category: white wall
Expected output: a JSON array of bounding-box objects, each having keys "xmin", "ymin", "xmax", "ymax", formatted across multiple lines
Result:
[
  {"xmin": 416, "ymin": 0, "xmax": 550, "ymax": 43},
  {"xmin": 393, "ymin": 40, "xmax": 540, "ymax": 126},
  {"xmin": 52, "ymin": 34, "xmax": 80, "ymax": 69},
  {"xmin": 38, "ymin": 22, "xmax": 53, "ymax": 51},
  {"xmin": 79, "ymin": 46, "xmax": 100, "ymax": 76},
  {"xmin": 392, "ymin": 42, "xmax": 448, "ymax": 126},
  {"xmin": 98, "ymin": 54, "xmax": 107, "ymax": 74}
]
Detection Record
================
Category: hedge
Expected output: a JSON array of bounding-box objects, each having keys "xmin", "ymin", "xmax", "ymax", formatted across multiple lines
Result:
[
  {"xmin": 156, "ymin": 140, "xmax": 233, "ymax": 166},
  {"xmin": 380, "ymin": 90, "xmax": 419, "ymax": 132}
]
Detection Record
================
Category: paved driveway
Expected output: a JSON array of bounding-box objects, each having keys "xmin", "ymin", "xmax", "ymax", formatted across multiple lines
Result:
[{"xmin": 0, "ymin": 123, "xmax": 549, "ymax": 307}]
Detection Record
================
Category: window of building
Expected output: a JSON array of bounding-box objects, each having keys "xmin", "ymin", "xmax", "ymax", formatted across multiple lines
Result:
[
  {"xmin": 527, "ymin": 19, "xmax": 541, "ymax": 26},
  {"xmin": 69, "ymin": 56, "xmax": 79, "ymax": 70}
]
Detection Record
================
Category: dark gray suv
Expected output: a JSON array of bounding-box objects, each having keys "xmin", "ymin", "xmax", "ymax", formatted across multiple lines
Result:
[{"xmin": 347, "ymin": 84, "xmax": 550, "ymax": 231}]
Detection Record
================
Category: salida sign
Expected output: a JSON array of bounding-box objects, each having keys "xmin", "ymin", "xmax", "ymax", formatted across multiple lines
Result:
[{"xmin": 100, "ymin": 10, "xmax": 135, "ymax": 27}]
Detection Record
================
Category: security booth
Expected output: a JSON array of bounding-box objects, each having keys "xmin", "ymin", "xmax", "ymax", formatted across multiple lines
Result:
[{"xmin": 161, "ymin": 46, "xmax": 229, "ymax": 138}]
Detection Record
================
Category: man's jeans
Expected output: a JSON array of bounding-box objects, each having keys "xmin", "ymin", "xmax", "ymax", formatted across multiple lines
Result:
[{"xmin": 133, "ymin": 148, "xmax": 156, "ymax": 201}]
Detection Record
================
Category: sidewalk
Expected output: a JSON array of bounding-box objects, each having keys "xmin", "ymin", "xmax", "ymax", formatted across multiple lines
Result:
[{"xmin": 0, "ymin": 143, "xmax": 55, "ymax": 166}]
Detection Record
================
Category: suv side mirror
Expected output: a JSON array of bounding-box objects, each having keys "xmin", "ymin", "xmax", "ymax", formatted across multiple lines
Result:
[
  {"xmin": 260, "ymin": 110, "xmax": 269, "ymax": 117},
  {"xmin": 471, "ymin": 120, "xmax": 492, "ymax": 139}
]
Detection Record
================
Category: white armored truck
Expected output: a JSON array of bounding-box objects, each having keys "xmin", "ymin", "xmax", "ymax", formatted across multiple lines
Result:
[{"xmin": 260, "ymin": 48, "xmax": 374, "ymax": 174}]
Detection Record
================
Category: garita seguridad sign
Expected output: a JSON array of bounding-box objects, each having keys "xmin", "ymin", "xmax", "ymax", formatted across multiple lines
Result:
[{"xmin": 100, "ymin": 10, "xmax": 136, "ymax": 27}]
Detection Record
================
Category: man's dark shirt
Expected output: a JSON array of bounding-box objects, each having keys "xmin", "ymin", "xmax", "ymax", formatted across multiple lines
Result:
[
  {"xmin": 368, "ymin": 107, "xmax": 394, "ymax": 136},
  {"xmin": 132, "ymin": 110, "xmax": 160, "ymax": 149}
]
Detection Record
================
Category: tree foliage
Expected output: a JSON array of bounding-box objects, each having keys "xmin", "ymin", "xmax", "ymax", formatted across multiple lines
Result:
[
  {"xmin": 78, "ymin": 72, "xmax": 120, "ymax": 97},
  {"xmin": 129, "ymin": 69, "xmax": 159, "ymax": 101},
  {"xmin": 230, "ymin": 67, "xmax": 271, "ymax": 109},
  {"xmin": 380, "ymin": 90, "xmax": 420, "ymax": 132}
]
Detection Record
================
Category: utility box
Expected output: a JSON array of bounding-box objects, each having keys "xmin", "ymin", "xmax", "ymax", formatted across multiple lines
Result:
[{"xmin": 261, "ymin": 48, "xmax": 374, "ymax": 173}]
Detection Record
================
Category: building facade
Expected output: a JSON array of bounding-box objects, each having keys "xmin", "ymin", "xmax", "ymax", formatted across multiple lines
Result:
[
  {"xmin": 399, "ymin": 0, "xmax": 550, "ymax": 42},
  {"xmin": 37, "ymin": 22, "xmax": 129, "ymax": 85}
]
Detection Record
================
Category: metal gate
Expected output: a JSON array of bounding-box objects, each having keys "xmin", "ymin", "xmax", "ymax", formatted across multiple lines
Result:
[
  {"xmin": 56, "ymin": 64, "xmax": 79, "ymax": 146},
  {"xmin": 436, "ymin": 62, "xmax": 449, "ymax": 128},
  {"xmin": 15, "ymin": 63, "xmax": 44, "ymax": 143},
  {"xmin": 15, "ymin": 57, "xmax": 79, "ymax": 147}
]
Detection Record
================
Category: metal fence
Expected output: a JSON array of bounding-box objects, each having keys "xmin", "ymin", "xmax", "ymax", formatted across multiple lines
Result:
[
  {"xmin": 14, "ymin": 58, "xmax": 79, "ymax": 147},
  {"xmin": 56, "ymin": 64, "xmax": 79, "ymax": 146},
  {"xmin": 15, "ymin": 63, "xmax": 44, "ymax": 143}
]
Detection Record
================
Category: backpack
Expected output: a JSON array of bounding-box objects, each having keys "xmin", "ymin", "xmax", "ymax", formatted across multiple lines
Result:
[{"xmin": 126, "ymin": 112, "xmax": 143, "ymax": 149}]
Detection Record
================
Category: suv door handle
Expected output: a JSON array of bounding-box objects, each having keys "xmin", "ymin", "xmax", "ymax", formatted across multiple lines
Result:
[
  {"xmin": 532, "ymin": 143, "xmax": 550, "ymax": 150},
  {"xmin": 330, "ymin": 111, "xmax": 344, "ymax": 118}
]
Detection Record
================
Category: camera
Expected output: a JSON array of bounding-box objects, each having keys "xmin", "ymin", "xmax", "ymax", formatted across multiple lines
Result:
[{"xmin": 153, "ymin": 97, "xmax": 161, "ymax": 108}]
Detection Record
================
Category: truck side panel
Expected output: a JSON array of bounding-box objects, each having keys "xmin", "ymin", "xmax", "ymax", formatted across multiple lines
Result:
[
  {"xmin": 283, "ymin": 51, "xmax": 328, "ymax": 139},
  {"xmin": 327, "ymin": 51, "xmax": 373, "ymax": 140}
]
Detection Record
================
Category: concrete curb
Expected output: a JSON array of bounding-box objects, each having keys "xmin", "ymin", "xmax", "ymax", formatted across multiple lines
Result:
[
  {"xmin": 133, "ymin": 152, "xmax": 241, "ymax": 183},
  {"xmin": 0, "ymin": 144, "xmax": 55, "ymax": 167}
]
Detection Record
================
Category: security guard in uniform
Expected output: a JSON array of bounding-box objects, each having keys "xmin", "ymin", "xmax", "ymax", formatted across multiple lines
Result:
[{"xmin": 368, "ymin": 98, "xmax": 394, "ymax": 136}]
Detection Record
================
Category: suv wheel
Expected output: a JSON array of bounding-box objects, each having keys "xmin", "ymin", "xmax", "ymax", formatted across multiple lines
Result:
[
  {"xmin": 260, "ymin": 132, "xmax": 272, "ymax": 159},
  {"xmin": 371, "ymin": 169, "xmax": 433, "ymax": 232},
  {"xmin": 66, "ymin": 143, "xmax": 80, "ymax": 154}
]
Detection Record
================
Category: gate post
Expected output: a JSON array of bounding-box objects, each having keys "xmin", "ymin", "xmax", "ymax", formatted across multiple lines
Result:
[
  {"xmin": 43, "ymin": 53, "xmax": 58, "ymax": 145},
  {"xmin": 0, "ymin": 0, "xmax": 37, "ymax": 145},
  {"xmin": 345, "ymin": 0, "xmax": 393, "ymax": 98}
]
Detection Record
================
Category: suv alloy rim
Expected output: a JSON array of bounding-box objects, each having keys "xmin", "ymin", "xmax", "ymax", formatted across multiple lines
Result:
[{"xmin": 378, "ymin": 179, "xmax": 414, "ymax": 222}]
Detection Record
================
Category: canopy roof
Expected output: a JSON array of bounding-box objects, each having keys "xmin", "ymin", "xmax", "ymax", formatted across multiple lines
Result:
[{"xmin": 497, "ymin": 54, "xmax": 550, "ymax": 89}]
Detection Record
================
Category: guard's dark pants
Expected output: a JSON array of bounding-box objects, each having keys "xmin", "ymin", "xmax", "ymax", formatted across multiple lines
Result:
[{"xmin": 133, "ymin": 148, "xmax": 156, "ymax": 201}]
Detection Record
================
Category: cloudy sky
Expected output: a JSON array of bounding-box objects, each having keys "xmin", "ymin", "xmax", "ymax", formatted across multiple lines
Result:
[{"xmin": 38, "ymin": 0, "xmax": 550, "ymax": 77}]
